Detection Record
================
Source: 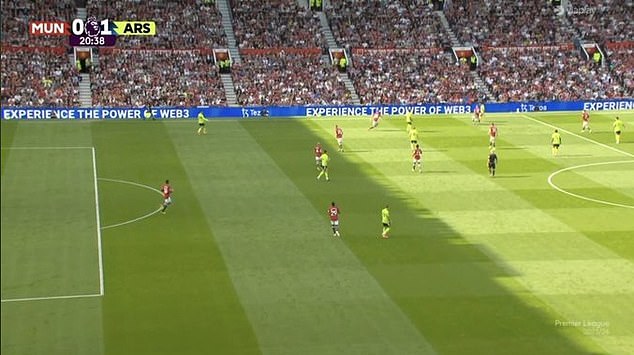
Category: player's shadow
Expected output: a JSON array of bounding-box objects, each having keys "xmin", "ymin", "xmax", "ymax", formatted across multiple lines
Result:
[
  {"xmin": 494, "ymin": 175, "xmax": 530, "ymax": 178},
  {"xmin": 424, "ymin": 170, "xmax": 454, "ymax": 174},
  {"xmin": 244, "ymin": 120, "xmax": 603, "ymax": 355}
]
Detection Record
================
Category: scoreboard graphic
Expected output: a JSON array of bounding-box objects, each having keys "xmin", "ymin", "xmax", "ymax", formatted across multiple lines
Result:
[{"xmin": 29, "ymin": 18, "xmax": 156, "ymax": 47}]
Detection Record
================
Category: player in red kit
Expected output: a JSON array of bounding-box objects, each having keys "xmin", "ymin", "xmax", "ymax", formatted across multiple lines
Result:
[
  {"xmin": 412, "ymin": 144, "xmax": 423, "ymax": 173},
  {"xmin": 328, "ymin": 201, "xmax": 341, "ymax": 237},
  {"xmin": 314, "ymin": 142, "xmax": 323, "ymax": 170},
  {"xmin": 472, "ymin": 104, "xmax": 481, "ymax": 125},
  {"xmin": 369, "ymin": 111, "xmax": 381, "ymax": 130},
  {"xmin": 335, "ymin": 125, "xmax": 344, "ymax": 152},
  {"xmin": 488, "ymin": 122, "xmax": 498, "ymax": 148},
  {"xmin": 160, "ymin": 179, "xmax": 173, "ymax": 214},
  {"xmin": 581, "ymin": 109, "xmax": 592, "ymax": 133}
]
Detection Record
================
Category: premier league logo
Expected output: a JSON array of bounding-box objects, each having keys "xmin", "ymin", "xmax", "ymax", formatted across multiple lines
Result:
[{"xmin": 84, "ymin": 17, "xmax": 101, "ymax": 37}]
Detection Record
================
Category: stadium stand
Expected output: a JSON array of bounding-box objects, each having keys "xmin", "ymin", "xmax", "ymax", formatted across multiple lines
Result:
[
  {"xmin": 1, "ymin": 0, "xmax": 75, "ymax": 47},
  {"xmin": 478, "ymin": 46, "xmax": 632, "ymax": 102},
  {"xmin": 1, "ymin": 1, "xmax": 79, "ymax": 107},
  {"xmin": 325, "ymin": 0, "xmax": 449, "ymax": 49},
  {"xmin": 231, "ymin": 51, "xmax": 353, "ymax": 105},
  {"xmin": 605, "ymin": 46, "xmax": 634, "ymax": 97},
  {"xmin": 90, "ymin": 49, "xmax": 226, "ymax": 107},
  {"xmin": 444, "ymin": 0, "xmax": 578, "ymax": 46},
  {"xmin": 1, "ymin": 0, "xmax": 632, "ymax": 108},
  {"xmin": 1, "ymin": 48, "xmax": 80, "ymax": 107},
  {"xmin": 86, "ymin": 0, "xmax": 227, "ymax": 49},
  {"xmin": 230, "ymin": 0, "xmax": 326, "ymax": 49},
  {"xmin": 564, "ymin": 0, "xmax": 634, "ymax": 43},
  {"xmin": 348, "ymin": 50, "xmax": 481, "ymax": 104}
]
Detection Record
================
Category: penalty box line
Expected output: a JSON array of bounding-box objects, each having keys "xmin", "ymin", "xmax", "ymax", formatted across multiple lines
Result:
[{"xmin": 1, "ymin": 146, "xmax": 104, "ymax": 302}]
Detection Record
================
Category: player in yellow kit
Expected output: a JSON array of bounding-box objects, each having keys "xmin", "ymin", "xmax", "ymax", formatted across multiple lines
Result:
[
  {"xmin": 197, "ymin": 112, "xmax": 209, "ymax": 135},
  {"xmin": 613, "ymin": 116, "xmax": 625, "ymax": 144},
  {"xmin": 405, "ymin": 110, "xmax": 413, "ymax": 132},
  {"xmin": 551, "ymin": 129, "xmax": 562, "ymax": 156},
  {"xmin": 381, "ymin": 205, "xmax": 391, "ymax": 239},
  {"xmin": 317, "ymin": 150, "xmax": 330, "ymax": 181},
  {"xmin": 408, "ymin": 126, "xmax": 419, "ymax": 150}
]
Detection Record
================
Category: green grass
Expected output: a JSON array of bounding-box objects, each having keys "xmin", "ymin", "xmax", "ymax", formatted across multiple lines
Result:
[{"xmin": 1, "ymin": 111, "xmax": 633, "ymax": 354}]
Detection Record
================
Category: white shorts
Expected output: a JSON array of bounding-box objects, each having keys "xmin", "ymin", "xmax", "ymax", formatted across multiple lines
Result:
[
  {"xmin": 372, "ymin": 120, "xmax": 379, "ymax": 128},
  {"xmin": 315, "ymin": 156, "xmax": 322, "ymax": 164},
  {"xmin": 413, "ymin": 158, "xmax": 421, "ymax": 163},
  {"xmin": 337, "ymin": 137, "xmax": 343, "ymax": 145},
  {"xmin": 489, "ymin": 136, "xmax": 496, "ymax": 144},
  {"xmin": 164, "ymin": 197, "xmax": 172, "ymax": 205},
  {"xmin": 331, "ymin": 220, "xmax": 339, "ymax": 227},
  {"xmin": 582, "ymin": 121, "xmax": 589, "ymax": 128}
]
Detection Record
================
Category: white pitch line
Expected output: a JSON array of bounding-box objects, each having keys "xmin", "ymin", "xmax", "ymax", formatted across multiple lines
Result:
[
  {"xmin": 521, "ymin": 114, "xmax": 634, "ymax": 158},
  {"xmin": 548, "ymin": 160, "xmax": 634, "ymax": 209},
  {"xmin": 1, "ymin": 293, "xmax": 102, "ymax": 303},
  {"xmin": 0, "ymin": 146, "xmax": 94, "ymax": 150},
  {"xmin": 100, "ymin": 207, "xmax": 163, "ymax": 230},
  {"xmin": 92, "ymin": 148, "xmax": 105, "ymax": 296},
  {"xmin": 97, "ymin": 178, "xmax": 163, "ymax": 230}
]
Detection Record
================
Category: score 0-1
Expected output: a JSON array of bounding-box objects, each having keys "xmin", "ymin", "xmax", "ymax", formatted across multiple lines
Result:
[
  {"xmin": 69, "ymin": 17, "xmax": 116, "ymax": 47},
  {"xmin": 69, "ymin": 17, "xmax": 156, "ymax": 47}
]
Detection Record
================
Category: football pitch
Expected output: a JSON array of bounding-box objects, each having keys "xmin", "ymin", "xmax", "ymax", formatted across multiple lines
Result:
[{"xmin": 1, "ymin": 111, "xmax": 633, "ymax": 355}]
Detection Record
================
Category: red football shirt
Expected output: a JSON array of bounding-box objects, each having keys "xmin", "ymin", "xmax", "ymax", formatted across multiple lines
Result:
[
  {"xmin": 161, "ymin": 184, "xmax": 173, "ymax": 198},
  {"xmin": 336, "ymin": 127, "xmax": 343, "ymax": 138},
  {"xmin": 489, "ymin": 126, "xmax": 498, "ymax": 137},
  {"xmin": 314, "ymin": 145, "xmax": 323, "ymax": 157},
  {"xmin": 328, "ymin": 206, "xmax": 340, "ymax": 221},
  {"xmin": 413, "ymin": 147, "xmax": 422, "ymax": 160}
]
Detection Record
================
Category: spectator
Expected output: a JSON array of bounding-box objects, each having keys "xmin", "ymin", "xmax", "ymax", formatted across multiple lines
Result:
[
  {"xmin": 445, "ymin": 0, "xmax": 577, "ymax": 47},
  {"xmin": 231, "ymin": 52, "xmax": 353, "ymax": 105},
  {"xmin": 326, "ymin": 0, "xmax": 450, "ymax": 49},
  {"xmin": 87, "ymin": 0, "xmax": 227, "ymax": 49},
  {"xmin": 90, "ymin": 50, "xmax": 226, "ymax": 107},
  {"xmin": 479, "ymin": 47, "xmax": 632, "ymax": 101},
  {"xmin": 1, "ymin": 50, "xmax": 80, "ymax": 107},
  {"xmin": 231, "ymin": 0, "xmax": 326, "ymax": 49},
  {"xmin": 348, "ymin": 51, "xmax": 482, "ymax": 104},
  {"xmin": 1, "ymin": 0, "xmax": 75, "ymax": 47},
  {"xmin": 565, "ymin": 0, "xmax": 634, "ymax": 43}
]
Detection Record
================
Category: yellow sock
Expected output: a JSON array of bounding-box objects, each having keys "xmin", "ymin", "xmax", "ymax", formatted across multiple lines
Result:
[{"xmin": 325, "ymin": 172, "xmax": 329, "ymax": 180}]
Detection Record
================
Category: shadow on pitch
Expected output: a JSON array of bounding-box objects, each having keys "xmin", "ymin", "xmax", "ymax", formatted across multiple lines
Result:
[
  {"xmin": 495, "ymin": 175, "xmax": 530, "ymax": 179},
  {"xmin": 242, "ymin": 119, "xmax": 603, "ymax": 355}
]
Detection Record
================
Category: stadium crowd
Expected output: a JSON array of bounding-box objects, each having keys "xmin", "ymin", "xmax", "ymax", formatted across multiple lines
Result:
[
  {"xmin": 232, "ymin": 52, "xmax": 353, "ymax": 105},
  {"xmin": 445, "ymin": 0, "xmax": 578, "ymax": 47},
  {"xmin": 90, "ymin": 50, "xmax": 226, "ymax": 107},
  {"xmin": 87, "ymin": 0, "xmax": 227, "ymax": 49},
  {"xmin": 564, "ymin": 0, "xmax": 634, "ymax": 43},
  {"xmin": 1, "ymin": 50, "xmax": 80, "ymax": 107},
  {"xmin": 348, "ymin": 51, "xmax": 481, "ymax": 104},
  {"xmin": 230, "ymin": 0, "xmax": 326, "ymax": 49},
  {"xmin": 479, "ymin": 48, "xmax": 632, "ymax": 102},
  {"xmin": 1, "ymin": 0, "xmax": 75, "ymax": 47},
  {"xmin": 605, "ymin": 47, "xmax": 634, "ymax": 97},
  {"xmin": 326, "ymin": 0, "xmax": 449, "ymax": 49},
  {"xmin": 1, "ymin": 0, "xmax": 632, "ymax": 108}
]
